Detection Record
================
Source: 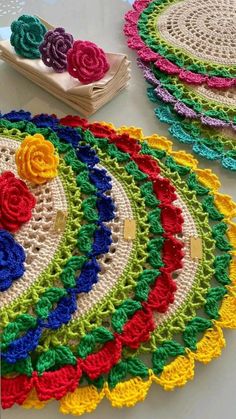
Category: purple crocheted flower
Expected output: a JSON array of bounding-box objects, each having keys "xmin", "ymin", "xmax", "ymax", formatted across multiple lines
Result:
[{"xmin": 39, "ymin": 27, "xmax": 74, "ymax": 72}]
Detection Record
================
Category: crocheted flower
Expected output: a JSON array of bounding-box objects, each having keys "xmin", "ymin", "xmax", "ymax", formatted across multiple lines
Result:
[
  {"xmin": 10, "ymin": 15, "xmax": 47, "ymax": 59},
  {"xmin": 39, "ymin": 27, "xmax": 74, "ymax": 72},
  {"xmin": 15, "ymin": 134, "xmax": 59, "ymax": 185},
  {"xmin": 0, "ymin": 172, "xmax": 36, "ymax": 233},
  {"xmin": 0, "ymin": 230, "xmax": 26, "ymax": 292},
  {"xmin": 67, "ymin": 40, "xmax": 110, "ymax": 84}
]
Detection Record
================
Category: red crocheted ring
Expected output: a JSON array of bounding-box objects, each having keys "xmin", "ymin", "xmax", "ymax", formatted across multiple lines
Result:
[
  {"xmin": 67, "ymin": 40, "xmax": 110, "ymax": 84},
  {"xmin": 0, "ymin": 171, "xmax": 36, "ymax": 233}
]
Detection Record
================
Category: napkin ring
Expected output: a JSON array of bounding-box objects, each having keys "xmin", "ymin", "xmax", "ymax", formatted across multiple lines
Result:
[
  {"xmin": 39, "ymin": 27, "xmax": 74, "ymax": 73},
  {"xmin": 10, "ymin": 14, "xmax": 47, "ymax": 59},
  {"xmin": 10, "ymin": 15, "xmax": 110, "ymax": 84},
  {"xmin": 67, "ymin": 40, "xmax": 110, "ymax": 84}
]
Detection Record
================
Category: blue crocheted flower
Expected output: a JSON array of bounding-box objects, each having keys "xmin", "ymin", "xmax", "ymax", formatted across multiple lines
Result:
[
  {"xmin": 0, "ymin": 230, "xmax": 26, "ymax": 292},
  {"xmin": 10, "ymin": 15, "xmax": 46, "ymax": 59}
]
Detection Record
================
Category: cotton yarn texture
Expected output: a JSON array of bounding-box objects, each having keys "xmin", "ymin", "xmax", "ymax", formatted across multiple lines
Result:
[
  {"xmin": 1, "ymin": 110, "xmax": 236, "ymax": 415},
  {"xmin": 124, "ymin": 0, "xmax": 236, "ymax": 170}
]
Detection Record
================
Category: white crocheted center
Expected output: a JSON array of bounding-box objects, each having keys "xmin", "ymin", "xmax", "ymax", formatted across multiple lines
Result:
[
  {"xmin": 0, "ymin": 137, "xmax": 67, "ymax": 308},
  {"xmin": 158, "ymin": 0, "xmax": 236, "ymax": 65},
  {"xmin": 193, "ymin": 84, "xmax": 236, "ymax": 107}
]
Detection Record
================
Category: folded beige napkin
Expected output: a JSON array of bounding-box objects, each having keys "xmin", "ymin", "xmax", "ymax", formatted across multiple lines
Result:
[{"xmin": 0, "ymin": 40, "xmax": 130, "ymax": 116}]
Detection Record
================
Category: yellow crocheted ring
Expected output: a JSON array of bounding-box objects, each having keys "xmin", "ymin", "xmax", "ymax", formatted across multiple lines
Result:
[{"xmin": 15, "ymin": 134, "xmax": 59, "ymax": 185}]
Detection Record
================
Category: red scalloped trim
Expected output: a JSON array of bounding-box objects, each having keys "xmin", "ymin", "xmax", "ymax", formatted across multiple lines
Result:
[
  {"xmin": 35, "ymin": 364, "xmax": 82, "ymax": 401},
  {"xmin": 1, "ymin": 119, "xmax": 185, "ymax": 408},
  {"xmin": 124, "ymin": 0, "xmax": 236, "ymax": 88},
  {"xmin": 80, "ymin": 339, "xmax": 122, "ymax": 380}
]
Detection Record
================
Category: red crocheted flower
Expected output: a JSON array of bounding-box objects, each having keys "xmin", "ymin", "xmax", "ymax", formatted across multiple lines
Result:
[
  {"xmin": 0, "ymin": 171, "xmax": 36, "ymax": 233},
  {"xmin": 67, "ymin": 40, "xmax": 110, "ymax": 84}
]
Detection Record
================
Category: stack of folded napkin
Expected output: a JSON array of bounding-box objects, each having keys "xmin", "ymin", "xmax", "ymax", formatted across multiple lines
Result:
[{"xmin": 0, "ymin": 19, "xmax": 130, "ymax": 116}]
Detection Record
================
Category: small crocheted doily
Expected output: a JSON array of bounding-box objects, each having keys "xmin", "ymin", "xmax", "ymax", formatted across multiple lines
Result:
[
  {"xmin": 1, "ymin": 111, "xmax": 236, "ymax": 415},
  {"xmin": 137, "ymin": 61, "xmax": 236, "ymax": 170},
  {"xmin": 124, "ymin": 0, "xmax": 236, "ymax": 87}
]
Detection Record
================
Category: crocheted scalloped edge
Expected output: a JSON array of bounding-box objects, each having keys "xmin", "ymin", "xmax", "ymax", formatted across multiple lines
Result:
[
  {"xmin": 139, "ymin": 60, "xmax": 236, "ymax": 125},
  {"xmin": 124, "ymin": 0, "xmax": 236, "ymax": 88},
  {"xmin": 136, "ymin": 66, "xmax": 236, "ymax": 170},
  {"xmin": 22, "ymin": 303, "xmax": 236, "ymax": 414},
  {"xmin": 142, "ymin": 65, "xmax": 236, "ymax": 129},
  {"xmin": 150, "ymin": 66, "xmax": 236, "ymax": 121},
  {"xmin": 154, "ymin": 103, "xmax": 236, "ymax": 171},
  {"xmin": 137, "ymin": 0, "xmax": 236, "ymax": 78},
  {"xmin": 2, "ymin": 119, "xmax": 235, "ymax": 414}
]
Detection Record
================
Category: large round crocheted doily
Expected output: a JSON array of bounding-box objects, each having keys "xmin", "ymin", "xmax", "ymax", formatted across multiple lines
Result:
[
  {"xmin": 138, "ymin": 61, "xmax": 236, "ymax": 170},
  {"xmin": 1, "ymin": 111, "xmax": 236, "ymax": 415},
  {"xmin": 124, "ymin": 0, "xmax": 236, "ymax": 87}
]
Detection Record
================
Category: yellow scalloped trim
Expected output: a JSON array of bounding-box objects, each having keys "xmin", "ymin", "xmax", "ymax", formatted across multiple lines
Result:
[
  {"xmin": 60, "ymin": 386, "xmax": 105, "ymax": 415},
  {"xmin": 193, "ymin": 325, "xmax": 225, "ymax": 364},
  {"xmin": 145, "ymin": 134, "xmax": 173, "ymax": 151},
  {"xmin": 229, "ymin": 258, "xmax": 236, "ymax": 284},
  {"xmin": 105, "ymin": 377, "xmax": 152, "ymax": 407},
  {"xmin": 169, "ymin": 150, "xmax": 198, "ymax": 169},
  {"xmin": 214, "ymin": 194, "xmax": 236, "ymax": 219},
  {"xmin": 117, "ymin": 126, "xmax": 144, "ymax": 139},
  {"xmin": 216, "ymin": 296, "xmax": 236, "ymax": 328},
  {"xmin": 194, "ymin": 168, "xmax": 221, "ymax": 191},
  {"xmin": 23, "ymin": 389, "xmax": 48, "ymax": 410},
  {"xmin": 227, "ymin": 222, "xmax": 236, "ymax": 254},
  {"xmin": 97, "ymin": 121, "xmax": 116, "ymax": 131},
  {"xmin": 156, "ymin": 353, "xmax": 195, "ymax": 390}
]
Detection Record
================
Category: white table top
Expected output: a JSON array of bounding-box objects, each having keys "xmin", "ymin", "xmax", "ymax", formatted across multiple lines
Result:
[{"xmin": 1, "ymin": 1, "xmax": 236, "ymax": 419}]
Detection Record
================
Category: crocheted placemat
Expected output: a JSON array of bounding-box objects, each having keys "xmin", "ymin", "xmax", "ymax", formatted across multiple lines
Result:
[
  {"xmin": 1, "ymin": 111, "xmax": 236, "ymax": 415},
  {"xmin": 124, "ymin": 0, "xmax": 236, "ymax": 87}
]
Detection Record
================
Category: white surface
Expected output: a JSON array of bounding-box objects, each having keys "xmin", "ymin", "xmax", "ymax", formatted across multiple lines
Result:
[{"xmin": 0, "ymin": 1, "xmax": 236, "ymax": 418}]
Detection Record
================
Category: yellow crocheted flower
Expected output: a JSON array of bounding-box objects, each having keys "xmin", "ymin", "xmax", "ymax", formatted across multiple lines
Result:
[{"xmin": 15, "ymin": 134, "xmax": 59, "ymax": 185}]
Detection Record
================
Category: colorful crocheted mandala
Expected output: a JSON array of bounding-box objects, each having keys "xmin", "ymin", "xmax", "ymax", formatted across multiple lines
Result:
[
  {"xmin": 1, "ymin": 111, "xmax": 236, "ymax": 416},
  {"xmin": 124, "ymin": 0, "xmax": 236, "ymax": 88}
]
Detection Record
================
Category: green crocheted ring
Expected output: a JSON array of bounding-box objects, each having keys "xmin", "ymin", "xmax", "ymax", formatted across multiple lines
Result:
[
  {"xmin": 1, "ymin": 111, "xmax": 236, "ymax": 414},
  {"xmin": 136, "ymin": 0, "xmax": 236, "ymax": 77},
  {"xmin": 10, "ymin": 15, "xmax": 47, "ymax": 58}
]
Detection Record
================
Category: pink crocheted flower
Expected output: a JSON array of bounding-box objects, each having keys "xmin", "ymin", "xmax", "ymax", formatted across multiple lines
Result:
[{"xmin": 67, "ymin": 40, "xmax": 110, "ymax": 84}]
